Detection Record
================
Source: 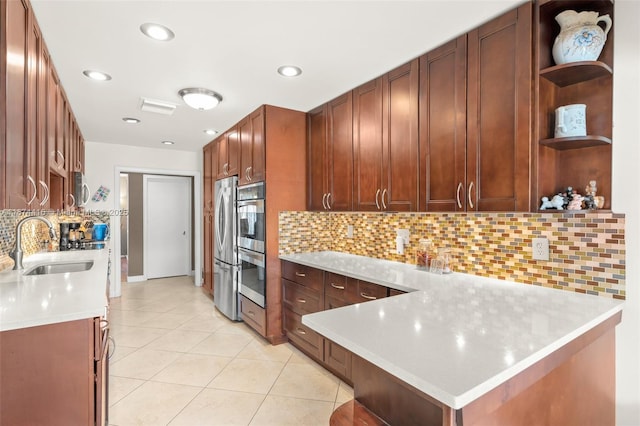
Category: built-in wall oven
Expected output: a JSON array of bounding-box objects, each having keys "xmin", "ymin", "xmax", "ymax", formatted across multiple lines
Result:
[{"xmin": 237, "ymin": 182, "xmax": 266, "ymax": 308}]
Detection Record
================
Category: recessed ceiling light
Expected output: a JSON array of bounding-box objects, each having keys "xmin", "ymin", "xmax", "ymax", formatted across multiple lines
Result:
[
  {"xmin": 277, "ymin": 65, "xmax": 302, "ymax": 77},
  {"xmin": 122, "ymin": 117, "xmax": 140, "ymax": 124},
  {"xmin": 204, "ymin": 129, "xmax": 218, "ymax": 136},
  {"xmin": 161, "ymin": 141, "xmax": 175, "ymax": 145},
  {"xmin": 83, "ymin": 70, "xmax": 111, "ymax": 81},
  {"xmin": 140, "ymin": 23, "xmax": 175, "ymax": 41},
  {"xmin": 179, "ymin": 88, "xmax": 223, "ymax": 111}
]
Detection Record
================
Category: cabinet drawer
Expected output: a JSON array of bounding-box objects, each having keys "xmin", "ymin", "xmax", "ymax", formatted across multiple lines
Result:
[
  {"xmin": 281, "ymin": 261, "xmax": 323, "ymax": 291},
  {"xmin": 348, "ymin": 280, "xmax": 388, "ymax": 304},
  {"xmin": 240, "ymin": 295, "xmax": 266, "ymax": 336},
  {"xmin": 283, "ymin": 308, "xmax": 323, "ymax": 361},
  {"xmin": 324, "ymin": 272, "xmax": 350, "ymax": 301},
  {"xmin": 283, "ymin": 279, "xmax": 323, "ymax": 315}
]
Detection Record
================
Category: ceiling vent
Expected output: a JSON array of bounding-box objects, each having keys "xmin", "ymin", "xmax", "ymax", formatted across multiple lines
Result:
[{"xmin": 139, "ymin": 97, "xmax": 177, "ymax": 115}]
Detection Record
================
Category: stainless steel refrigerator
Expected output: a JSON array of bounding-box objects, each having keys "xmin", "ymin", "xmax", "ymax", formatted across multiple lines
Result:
[{"xmin": 213, "ymin": 176, "xmax": 241, "ymax": 321}]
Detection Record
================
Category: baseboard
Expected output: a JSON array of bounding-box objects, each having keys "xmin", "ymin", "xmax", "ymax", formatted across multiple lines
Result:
[{"xmin": 126, "ymin": 275, "xmax": 147, "ymax": 282}]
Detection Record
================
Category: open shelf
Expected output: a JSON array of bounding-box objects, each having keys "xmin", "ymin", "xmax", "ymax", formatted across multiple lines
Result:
[
  {"xmin": 540, "ymin": 61, "xmax": 613, "ymax": 87},
  {"xmin": 539, "ymin": 135, "xmax": 612, "ymax": 150}
]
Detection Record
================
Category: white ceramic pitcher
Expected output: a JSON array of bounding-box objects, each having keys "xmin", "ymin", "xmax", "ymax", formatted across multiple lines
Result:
[
  {"xmin": 552, "ymin": 10, "xmax": 612, "ymax": 65},
  {"xmin": 555, "ymin": 104, "xmax": 587, "ymax": 138}
]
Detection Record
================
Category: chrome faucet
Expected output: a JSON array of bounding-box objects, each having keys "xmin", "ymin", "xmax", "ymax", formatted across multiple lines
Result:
[{"xmin": 9, "ymin": 216, "xmax": 56, "ymax": 270}]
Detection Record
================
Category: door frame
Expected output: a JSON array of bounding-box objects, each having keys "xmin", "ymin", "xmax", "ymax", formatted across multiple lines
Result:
[
  {"xmin": 111, "ymin": 166, "xmax": 202, "ymax": 298},
  {"xmin": 143, "ymin": 174, "xmax": 192, "ymax": 280}
]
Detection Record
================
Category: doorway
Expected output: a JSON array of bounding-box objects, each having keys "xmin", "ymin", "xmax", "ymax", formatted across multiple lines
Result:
[
  {"xmin": 144, "ymin": 175, "xmax": 192, "ymax": 279},
  {"xmin": 110, "ymin": 167, "xmax": 202, "ymax": 298}
]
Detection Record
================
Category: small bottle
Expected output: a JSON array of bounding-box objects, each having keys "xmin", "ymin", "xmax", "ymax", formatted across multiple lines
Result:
[{"xmin": 416, "ymin": 239, "xmax": 433, "ymax": 269}]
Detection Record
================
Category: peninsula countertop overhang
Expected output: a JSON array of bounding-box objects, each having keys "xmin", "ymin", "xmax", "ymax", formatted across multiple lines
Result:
[{"xmin": 280, "ymin": 251, "xmax": 624, "ymax": 409}]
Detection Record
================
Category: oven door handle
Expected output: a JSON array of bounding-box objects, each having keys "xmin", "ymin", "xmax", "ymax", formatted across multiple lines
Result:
[{"xmin": 238, "ymin": 248, "xmax": 265, "ymax": 267}]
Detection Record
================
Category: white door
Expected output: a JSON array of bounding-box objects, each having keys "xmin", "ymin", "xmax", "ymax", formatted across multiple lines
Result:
[{"xmin": 144, "ymin": 175, "xmax": 191, "ymax": 279}]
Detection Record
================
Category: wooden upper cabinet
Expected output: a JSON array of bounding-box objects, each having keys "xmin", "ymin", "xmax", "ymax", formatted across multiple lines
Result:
[
  {"xmin": 307, "ymin": 94, "xmax": 354, "ymax": 211},
  {"xmin": 3, "ymin": 0, "xmax": 32, "ymax": 209},
  {"xmin": 203, "ymin": 141, "xmax": 215, "ymax": 211},
  {"xmin": 216, "ymin": 125, "xmax": 239, "ymax": 179},
  {"xmin": 307, "ymin": 104, "xmax": 328, "ymax": 210},
  {"xmin": 239, "ymin": 106, "xmax": 266, "ymax": 186},
  {"xmin": 381, "ymin": 60, "xmax": 418, "ymax": 211},
  {"xmin": 354, "ymin": 60, "xmax": 418, "ymax": 212},
  {"xmin": 353, "ymin": 78, "xmax": 383, "ymax": 211},
  {"xmin": 419, "ymin": 36, "xmax": 468, "ymax": 212},
  {"xmin": 466, "ymin": 3, "xmax": 532, "ymax": 212}
]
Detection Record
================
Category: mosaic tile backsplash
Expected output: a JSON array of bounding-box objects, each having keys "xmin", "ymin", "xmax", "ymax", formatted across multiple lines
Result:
[
  {"xmin": 0, "ymin": 209, "xmax": 111, "ymax": 272},
  {"xmin": 279, "ymin": 211, "xmax": 625, "ymax": 300}
]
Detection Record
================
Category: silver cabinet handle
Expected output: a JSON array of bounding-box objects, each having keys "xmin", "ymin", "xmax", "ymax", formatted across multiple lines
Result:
[
  {"xmin": 296, "ymin": 328, "xmax": 307, "ymax": 335},
  {"xmin": 55, "ymin": 150, "xmax": 65, "ymax": 167},
  {"xmin": 82, "ymin": 183, "xmax": 91, "ymax": 205},
  {"xmin": 26, "ymin": 175, "xmax": 37, "ymax": 205},
  {"xmin": 245, "ymin": 167, "xmax": 251, "ymax": 181},
  {"xmin": 375, "ymin": 189, "xmax": 381, "ymax": 210},
  {"xmin": 296, "ymin": 298, "xmax": 307, "ymax": 304},
  {"xmin": 246, "ymin": 310, "xmax": 255, "ymax": 317},
  {"xmin": 360, "ymin": 293, "xmax": 377, "ymax": 300},
  {"xmin": 381, "ymin": 189, "xmax": 387, "ymax": 209},
  {"xmin": 322, "ymin": 193, "xmax": 328, "ymax": 210},
  {"xmin": 330, "ymin": 283, "xmax": 345, "ymax": 290},
  {"xmin": 39, "ymin": 181, "xmax": 49, "ymax": 206},
  {"xmin": 247, "ymin": 166, "xmax": 253, "ymax": 181},
  {"xmin": 456, "ymin": 182, "xmax": 463, "ymax": 209},
  {"xmin": 327, "ymin": 193, "xmax": 332, "ymax": 210},
  {"xmin": 107, "ymin": 336, "xmax": 116, "ymax": 360},
  {"xmin": 67, "ymin": 193, "xmax": 76, "ymax": 208},
  {"xmin": 468, "ymin": 181, "xmax": 474, "ymax": 210},
  {"xmin": 295, "ymin": 272, "xmax": 306, "ymax": 277}
]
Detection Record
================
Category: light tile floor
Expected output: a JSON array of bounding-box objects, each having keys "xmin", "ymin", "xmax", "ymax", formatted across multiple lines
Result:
[{"xmin": 108, "ymin": 276, "xmax": 353, "ymax": 426}]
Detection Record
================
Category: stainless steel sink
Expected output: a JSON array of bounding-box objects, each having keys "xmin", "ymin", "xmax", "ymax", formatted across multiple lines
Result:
[{"xmin": 24, "ymin": 260, "xmax": 95, "ymax": 276}]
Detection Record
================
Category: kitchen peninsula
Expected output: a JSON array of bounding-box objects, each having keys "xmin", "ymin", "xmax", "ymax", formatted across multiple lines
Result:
[{"xmin": 281, "ymin": 251, "xmax": 624, "ymax": 426}]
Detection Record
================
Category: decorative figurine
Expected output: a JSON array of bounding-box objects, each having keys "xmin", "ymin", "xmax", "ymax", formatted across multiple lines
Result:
[
  {"xmin": 567, "ymin": 192, "xmax": 584, "ymax": 210},
  {"xmin": 550, "ymin": 194, "xmax": 565, "ymax": 210},
  {"xmin": 584, "ymin": 180, "xmax": 604, "ymax": 209},
  {"xmin": 540, "ymin": 197, "xmax": 554, "ymax": 210}
]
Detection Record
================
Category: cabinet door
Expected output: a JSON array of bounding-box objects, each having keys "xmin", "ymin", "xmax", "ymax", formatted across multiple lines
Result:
[
  {"xmin": 353, "ymin": 78, "xmax": 383, "ymax": 211},
  {"xmin": 326, "ymin": 93, "xmax": 353, "ymax": 210},
  {"xmin": 36, "ymin": 42, "xmax": 50, "ymax": 207},
  {"xmin": 467, "ymin": 3, "xmax": 532, "ymax": 212},
  {"xmin": 216, "ymin": 127, "xmax": 239, "ymax": 179},
  {"xmin": 4, "ymin": 0, "xmax": 33, "ymax": 208},
  {"xmin": 203, "ymin": 142, "xmax": 214, "ymax": 211},
  {"xmin": 249, "ymin": 106, "xmax": 265, "ymax": 183},
  {"xmin": 238, "ymin": 115, "xmax": 252, "ymax": 185},
  {"xmin": 307, "ymin": 104, "xmax": 327, "ymax": 210},
  {"xmin": 382, "ymin": 60, "xmax": 419, "ymax": 211},
  {"xmin": 419, "ymin": 36, "xmax": 467, "ymax": 212}
]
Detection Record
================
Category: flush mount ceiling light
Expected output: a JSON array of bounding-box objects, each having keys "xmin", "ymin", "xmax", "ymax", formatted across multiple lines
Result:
[
  {"xmin": 161, "ymin": 140, "xmax": 175, "ymax": 145},
  {"xmin": 82, "ymin": 70, "xmax": 111, "ymax": 81},
  {"xmin": 179, "ymin": 88, "xmax": 222, "ymax": 111},
  {"xmin": 140, "ymin": 23, "xmax": 175, "ymax": 41},
  {"xmin": 277, "ymin": 65, "xmax": 302, "ymax": 77},
  {"xmin": 204, "ymin": 129, "xmax": 218, "ymax": 136},
  {"xmin": 122, "ymin": 117, "xmax": 140, "ymax": 124}
]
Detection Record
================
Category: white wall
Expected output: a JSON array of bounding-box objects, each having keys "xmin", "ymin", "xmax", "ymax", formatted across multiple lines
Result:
[
  {"xmin": 84, "ymin": 142, "xmax": 199, "ymax": 211},
  {"xmin": 612, "ymin": 1, "xmax": 640, "ymax": 424}
]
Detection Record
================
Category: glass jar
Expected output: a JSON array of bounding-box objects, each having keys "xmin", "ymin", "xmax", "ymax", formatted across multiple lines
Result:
[{"xmin": 416, "ymin": 239, "xmax": 434, "ymax": 269}]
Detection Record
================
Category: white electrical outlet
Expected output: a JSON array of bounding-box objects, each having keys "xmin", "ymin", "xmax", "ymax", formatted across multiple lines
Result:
[
  {"xmin": 532, "ymin": 237, "xmax": 549, "ymax": 261},
  {"xmin": 347, "ymin": 225, "xmax": 354, "ymax": 239}
]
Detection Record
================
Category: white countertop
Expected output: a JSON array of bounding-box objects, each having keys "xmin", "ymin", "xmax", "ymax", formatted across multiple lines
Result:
[
  {"xmin": 281, "ymin": 251, "xmax": 624, "ymax": 409},
  {"xmin": 0, "ymin": 246, "xmax": 111, "ymax": 332}
]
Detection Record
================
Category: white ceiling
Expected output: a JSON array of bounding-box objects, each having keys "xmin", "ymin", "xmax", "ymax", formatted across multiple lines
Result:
[{"xmin": 30, "ymin": 0, "xmax": 524, "ymax": 153}]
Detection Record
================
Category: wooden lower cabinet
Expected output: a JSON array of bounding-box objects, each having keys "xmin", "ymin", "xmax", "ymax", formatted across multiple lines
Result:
[
  {"xmin": 282, "ymin": 260, "xmax": 397, "ymax": 384},
  {"xmin": 0, "ymin": 317, "xmax": 108, "ymax": 425}
]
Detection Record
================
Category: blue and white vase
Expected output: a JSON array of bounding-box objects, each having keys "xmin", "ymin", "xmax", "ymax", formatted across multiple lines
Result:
[{"xmin": 552, "ymin": 10, "xmax": 612, "ymax": 65}]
